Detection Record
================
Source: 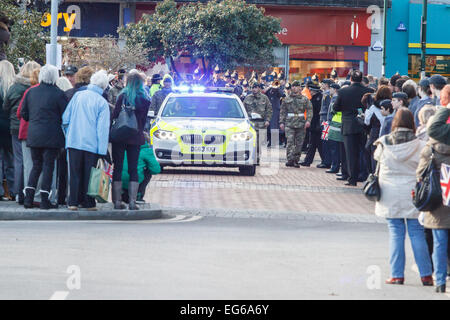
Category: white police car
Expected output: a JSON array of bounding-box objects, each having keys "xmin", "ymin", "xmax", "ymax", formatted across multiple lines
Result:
[{"xmin": 149, "ymin": 86, "xmax": 260, "ymax": 176}]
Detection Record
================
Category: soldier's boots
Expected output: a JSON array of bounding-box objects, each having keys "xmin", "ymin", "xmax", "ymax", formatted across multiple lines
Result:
[{"xmin": 285, "ymin": 161, "xmax": 300, "ymax": 168}]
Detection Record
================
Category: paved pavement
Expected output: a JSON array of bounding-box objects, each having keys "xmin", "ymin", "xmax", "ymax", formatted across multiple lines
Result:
[
  {"xmin": 146, "ymin": 146, "xmax": 375, "ymax": 218},
  {"xmin": 0, "ymin": 216, "xmax": 447, "ymax": 300}
]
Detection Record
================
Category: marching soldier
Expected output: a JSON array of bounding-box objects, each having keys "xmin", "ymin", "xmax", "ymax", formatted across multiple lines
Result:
[
  {"xmin": 192, "ymin": 67, "xmax": 205, "ymax": 86},
  {"xmin": 206, "ymin": 65, "xmax": 227, "ymax": 87},
  {"xmin": 330, "ymin": 69, "xmax": 338, "ymax": 83},
  {"xmin": 280, "ymin": 80, "xmax": 313, "ymax": 168},
  {"xmin": 240, "ymin": 79, "xmax": 250, "ymax": 101},
  {"xmin": 244, "ymin": 82, "xmax": 272, "ymax": 164}
]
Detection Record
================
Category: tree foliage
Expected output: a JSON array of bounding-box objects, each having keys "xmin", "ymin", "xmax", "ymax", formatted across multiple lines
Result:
[
  {"xmin": 119, "ymin": 0, "xmax": 282, "ymax": 74},
  {"xmin": 1, "ymin": 0, "xmax": 48, "ymax": 70}
]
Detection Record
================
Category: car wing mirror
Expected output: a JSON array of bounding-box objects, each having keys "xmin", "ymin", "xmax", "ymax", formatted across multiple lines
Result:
[{"xmin": 148, "ymin": 110, "xmax": 156, "ymax": 119}]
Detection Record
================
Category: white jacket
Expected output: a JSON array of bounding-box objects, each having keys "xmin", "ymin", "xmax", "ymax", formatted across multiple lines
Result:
[{"xmin": 373, "ymin": 134, "xmax": 426, "ymax": 219}]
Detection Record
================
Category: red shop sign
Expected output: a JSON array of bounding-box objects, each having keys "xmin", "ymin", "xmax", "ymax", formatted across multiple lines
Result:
[{"xmin": 263, "ymin": 7, "xmax": 371, "ymax": 47}]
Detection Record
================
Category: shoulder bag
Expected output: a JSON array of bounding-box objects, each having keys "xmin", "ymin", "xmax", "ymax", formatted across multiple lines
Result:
[
  {"xmin": 412, "ymin": 148, "xmax": 443, "ymax": 211},
  {"xmin": 363, "ymin": 144, "xmax": 382, "ymax": 202},
  {"xmin": 110, "ymin": 95, "xmax": 138, "ymax": 143}
]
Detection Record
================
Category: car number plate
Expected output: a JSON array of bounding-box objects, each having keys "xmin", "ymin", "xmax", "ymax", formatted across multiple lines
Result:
[{"xmin": 191, "ymin": 146, "xmax": 216, "ymax": 153}]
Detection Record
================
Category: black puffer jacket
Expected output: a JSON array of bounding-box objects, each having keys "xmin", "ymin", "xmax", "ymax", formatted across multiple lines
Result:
[
  {"xmin": 20, "ymin": 83, "xmax": 68, "ymax": 149},
  {"xmin": 2, "ymin": 76, "xmax": 31, "ymax": 136}
]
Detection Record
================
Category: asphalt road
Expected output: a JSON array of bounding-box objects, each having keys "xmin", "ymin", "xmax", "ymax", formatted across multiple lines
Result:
[{"xmin": 0, "ymin": 215, "xmax": 448, "ymax": 300}]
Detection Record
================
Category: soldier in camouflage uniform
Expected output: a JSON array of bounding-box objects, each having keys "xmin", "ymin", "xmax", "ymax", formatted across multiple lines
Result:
[
  {"xmin": 243, "ymin": 83, "xmax": 272, "ymax": 164},
  {"xmin": 243, "ymin": 83, "xmax": 272, "ymax": 129},
  {"xmin": 280, "ymin": 80, "xmax": 313, "ymax": 167}
]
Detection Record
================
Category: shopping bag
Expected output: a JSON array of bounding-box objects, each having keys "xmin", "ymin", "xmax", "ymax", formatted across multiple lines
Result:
[{"xmin": 87, "ymin": 159, "xmax": 111, "ymax": 203}]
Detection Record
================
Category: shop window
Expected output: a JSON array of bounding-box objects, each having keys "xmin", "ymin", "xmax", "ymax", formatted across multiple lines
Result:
[{"xmin": 408, "ymin": 55, "xmax": 450, "ymax": 80}]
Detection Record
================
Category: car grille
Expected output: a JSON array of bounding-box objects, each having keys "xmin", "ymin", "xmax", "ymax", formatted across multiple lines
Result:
[
  {"xmin": 181, "ymin": 134, "xmax": 203, "ymax": 145},
  {"xmin": 204, "ymin": 135, "xmax": 226, "ymax": 145}
]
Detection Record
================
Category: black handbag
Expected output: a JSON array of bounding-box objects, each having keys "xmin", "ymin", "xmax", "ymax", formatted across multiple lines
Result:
[
  {"xmin": 413, "ymin": 148, "xmax": 442, "ymax": 212},
  {"xmin": 363, "ymin": 144, "xmax": 382, "ymax": 202},
  {"xmin": 110, "ymin": 96, "xmax": 138, "ymax": 143}
]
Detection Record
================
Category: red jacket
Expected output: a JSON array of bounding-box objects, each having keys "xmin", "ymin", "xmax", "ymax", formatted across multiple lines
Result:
[{"xmin": 17, "ymin": 84, "xmax": 39, "ymax": 140}]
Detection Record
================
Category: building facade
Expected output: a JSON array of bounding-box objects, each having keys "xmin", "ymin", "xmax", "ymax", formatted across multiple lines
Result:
[
  {"xmin": 385, "ymin": 0, "xmax": 450, "ymax": 79},
  {"xmin": 47, "ymin": 0, "xmax": 385, "ymax": 79}
]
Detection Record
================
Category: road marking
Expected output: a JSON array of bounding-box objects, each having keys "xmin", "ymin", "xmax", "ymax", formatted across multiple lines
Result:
[{"xmin": 49, "ymin": 291, "xmax": 69, "ymax": 300}]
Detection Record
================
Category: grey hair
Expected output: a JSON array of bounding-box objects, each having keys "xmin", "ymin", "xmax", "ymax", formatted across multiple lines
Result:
[
  {"xmin": 0, "ymin": 60, "xmax": 16, "ymax": 97},
  {"xmin": 39, "ymin": 64, "xmax": 59, "ymax": 85},
  {"xmin": 90, "ymin": 70, "xmax": 109, "ymax": 90},
  {"xmin": 56, "ymin": 77, "xmax": 73, "ymax": 91},
  {"xmin": 402, "ymin": 79, "xmax": 418, "ymax": 91}
]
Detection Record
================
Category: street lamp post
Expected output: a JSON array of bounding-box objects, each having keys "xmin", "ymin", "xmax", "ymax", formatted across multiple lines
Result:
[
  {"xmin": 420, "ymin": 0, "xmax": 428, "ymax": 79},
  {"xmin": 48, "ymin": 0, "xmax": 58, "ymax": 66},
  {"xmin": 382, "ymin": 0, "xmax": 388, "ymax": 77}
]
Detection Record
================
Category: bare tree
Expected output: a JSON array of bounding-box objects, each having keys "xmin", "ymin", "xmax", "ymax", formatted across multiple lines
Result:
[{"xmin": 62, "ymin": 35, "xmax": 150, "ymax": 72}]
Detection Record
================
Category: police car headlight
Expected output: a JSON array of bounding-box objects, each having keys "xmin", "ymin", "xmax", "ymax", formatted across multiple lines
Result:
[
  {"xmin": 230, "ymin": 132, "xmax": 253, "ymax": 142},
  {"xmin": 154, "ymin": 130, "xmax": 177, "ymax": 141}
]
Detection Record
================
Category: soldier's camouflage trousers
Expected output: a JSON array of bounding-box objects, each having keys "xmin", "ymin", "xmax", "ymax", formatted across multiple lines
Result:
[{"xmin": 285, "ymin": 127, "xmax": 305, "ymax": 163}]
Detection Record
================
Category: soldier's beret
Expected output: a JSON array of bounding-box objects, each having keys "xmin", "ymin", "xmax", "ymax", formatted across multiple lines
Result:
[
  {"xmin": 392, "ymin": 92, "xmax": 408, "ymax": 100},
  {"xmin": 292, "ymin": 80, "xmax": 302, "ymax": 87},
  {"xmin": 330, "ymin": 83, "xmax": 340, "ymax": 90},
  {"xmin": 429, "ymin": 74, "xmax": 447, "ymax": 86},
  {"xmin": 322, "ymin": 79, "xmax": 333, "ymax": 85},
  {"xmin": 250, "ymin": 82, "xmax": 260, "ymax": 89},
  {"xmin": 379, "ymin": 99, "xmax": 392, "ymax": 108},
  {"xmin": 419, "ymin": 78, "xmax": 430, "ymax": 87}
]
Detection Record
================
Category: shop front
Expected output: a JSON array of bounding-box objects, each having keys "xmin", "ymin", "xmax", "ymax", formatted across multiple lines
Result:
[
  {"xmin": 263, "ymin": 7, "xmax": 371, "ymax": 81},
  {"xmin": 134, "ymin": 3, "xmax": 371, "ymax": 81}
]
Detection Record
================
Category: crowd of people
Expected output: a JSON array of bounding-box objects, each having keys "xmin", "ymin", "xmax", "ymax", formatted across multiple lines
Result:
[
  {"xmin": 210, "ymin": 66, "xmax": 450, "ymax": 293},
  {"xmin": 0, "ymin": 55, "xmax": 449, "ymax": 292},
  {"xmin": 0, "ymin": 60, "xmax": 162, "ymax": 211}
]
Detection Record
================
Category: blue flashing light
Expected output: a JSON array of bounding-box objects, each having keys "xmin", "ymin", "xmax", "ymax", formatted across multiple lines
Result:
[
  {"xmin": 192, "ymin": 85, "xmax": 206, "ymax": 93},
  {"xmin": 177, "ymin": 85, "xmax": 191, "ymax": 93}
]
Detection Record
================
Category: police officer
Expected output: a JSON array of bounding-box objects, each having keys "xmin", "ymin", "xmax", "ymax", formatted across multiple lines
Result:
[
  {"xmin": 299, "ymin": 79, "xmax": 324, "ymax": 167},
  {"xmin": 317, "ymin": 79, "xmax": 334, "ymax": 168},
  {"xmin": 244, "ymin": 82, "xmax": 272, "ymax": 163},
  {"xmin": 280, "ymin": 80, "xmax": 313, "ymax": 167}
]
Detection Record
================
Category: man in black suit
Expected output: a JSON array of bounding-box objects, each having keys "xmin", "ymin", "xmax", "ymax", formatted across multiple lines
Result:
[{"xmin": 333, "ymin": 70, "xmax": 373, "ymax": 186}]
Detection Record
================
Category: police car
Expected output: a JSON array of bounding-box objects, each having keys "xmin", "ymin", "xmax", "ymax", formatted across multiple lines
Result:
[{"xmin": 149, "ymin": 86, "xmax": 261, "ymax": 176}]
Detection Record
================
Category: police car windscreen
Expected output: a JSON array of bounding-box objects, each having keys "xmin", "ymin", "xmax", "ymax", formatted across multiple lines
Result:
[{"xmin": 162, "ymin": 97, "xmax": 245, "ymax": 118}]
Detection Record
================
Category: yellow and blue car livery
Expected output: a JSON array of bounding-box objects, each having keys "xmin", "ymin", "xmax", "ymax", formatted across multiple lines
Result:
[{"xmin": 150, "ymin": 92, "xmax": 258, "ymax": 175}]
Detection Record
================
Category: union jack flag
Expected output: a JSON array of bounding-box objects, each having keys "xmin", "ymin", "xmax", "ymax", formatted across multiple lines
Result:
[
  {"xmin": 321, "ymin": 121, "xmax": 330, "ymax": 140},
  {"xmin": 441, "ymin": 163, "xmax": 450, "ymax": 207},
  {"xmin": 103, "ymin": 160, "xmax": 114, "ymax": 182}
]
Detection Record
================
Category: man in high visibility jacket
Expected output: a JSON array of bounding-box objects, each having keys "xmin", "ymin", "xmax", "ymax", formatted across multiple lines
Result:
[{"xmin": 327, "ymin": 83, "xmax": 347, "ymax": 178}]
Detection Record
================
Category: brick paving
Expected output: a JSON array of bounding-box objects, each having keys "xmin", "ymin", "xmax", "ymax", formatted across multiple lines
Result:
[{"xmin": 145, "ymin": 147, "xmax": 376, "ymax": 218}]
